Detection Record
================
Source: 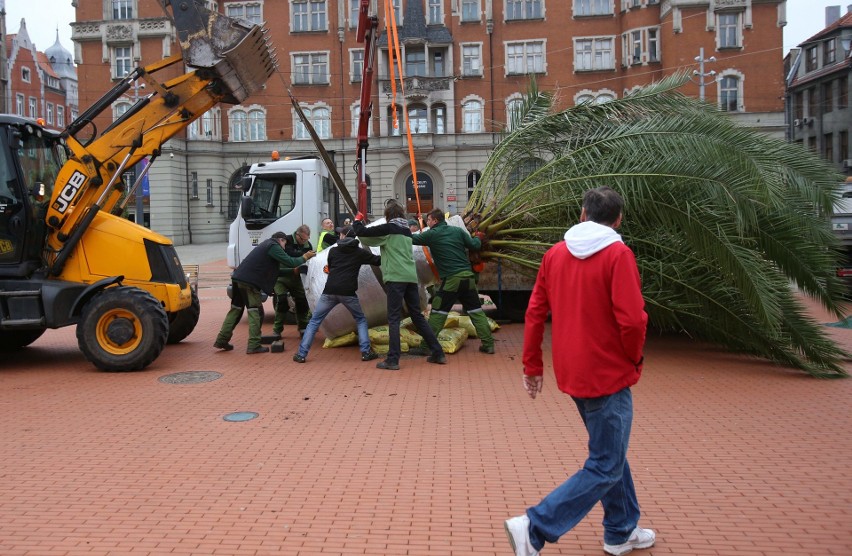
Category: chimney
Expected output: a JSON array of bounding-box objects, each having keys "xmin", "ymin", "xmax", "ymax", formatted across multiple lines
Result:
[{"xmin": 827, "ymin": 5, "xmax": 841, "ymax": 26}]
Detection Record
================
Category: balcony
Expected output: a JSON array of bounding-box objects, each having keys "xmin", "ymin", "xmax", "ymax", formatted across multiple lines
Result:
[{"xmin": 380, "ymin": 75, "xmax": 452, "ymax": 100}]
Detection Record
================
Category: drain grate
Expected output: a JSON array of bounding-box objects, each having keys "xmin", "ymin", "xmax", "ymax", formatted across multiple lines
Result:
[
  {"xmin": 158, "ymin": 371, "xmax": 223, "ymax": 385},
  {"xmin": 223, "ymin": 411, "xmax": 259, "ymax": 422}
]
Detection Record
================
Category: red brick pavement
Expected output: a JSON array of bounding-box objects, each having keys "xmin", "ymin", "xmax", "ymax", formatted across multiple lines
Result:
[{"xmin": 1, "ymin": 262, "xmax": 851, "ymax": 555}]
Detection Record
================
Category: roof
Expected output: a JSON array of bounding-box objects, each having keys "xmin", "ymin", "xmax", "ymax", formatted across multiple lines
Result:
[{"xmin": 800, "ymin": 11, "xmax": 852, "ymax": 47}]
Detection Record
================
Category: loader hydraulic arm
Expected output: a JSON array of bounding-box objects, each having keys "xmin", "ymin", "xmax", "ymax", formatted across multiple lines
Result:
[{"xmin": 44, "ymin": 0, "xmax": 275, "ymax": 275}]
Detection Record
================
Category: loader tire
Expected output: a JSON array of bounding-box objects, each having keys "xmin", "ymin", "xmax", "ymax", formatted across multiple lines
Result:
[
  {"xmin": 166, "ymin": 288, "xmax": 201, "ymax": 344},
  {"xmin": 0, "ymin": 329, "xmax": 46, "ymax": 351},
  {"xmin": 77, "ymin": 286, "xmax": 168, "ymax": 371}
]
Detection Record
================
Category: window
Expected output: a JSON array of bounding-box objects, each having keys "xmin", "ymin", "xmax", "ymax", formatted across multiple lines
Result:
[
  {"xmin": 840, "ymin": 131, "xmax": 849, "ymax": 161},
  {"xmin": 462, "ymin": 44, "xmax": 483, "ymax": 76},
  {"xmin": 349, "ymin": 0, "xmax": 359, "ymax": 28},
  {"xmin": 507, "ymin": 0, "xmax": 543, "ymax": 20},
  {"xmin": 805, "ymin": 46, "xmax": 818, "ymax": 72},
  {"xmin": 462, "ymin": 0, "xmax": 480, "ymax": 21},
  {"xmin": 114, "ymin": 46, "xmax": 133, "ymax": 78},
  {"xmin": 28, "ymin": 97, "xmax": 37, "ymax": 119},
  {"xmin": 292, "ymin": 52, "xmax": 329, "ymax": 84},
  {"xmin": 46, "ymin": 104, "xmax": 54, "ymax": 125},
  {"xmin": 391, "ymin": 0, "xmax": 402, "ymax": 24},
  {"xmin": 57, "ymin": 106, "xmax": 65, "ymax": 128},
  {"xmin": 191, "ymin": 172, "xmax": 199, "ymax": 199},
  {"xmin": 21, "ymin": 67, "xmax": 31, "ymax": 83},
  {"xmin": 825, "ymin": 39, "xmax": 837, "ymax": 64},
  {"xmin": 295, "ymin": 105, "xmax": 331, "ymax": 139},
  {"xmin": 226, "ymin": 2, "xmax": 262, "ymax": 24},
  {"xmin": 351, "ymin": 49, "xmax": 364, "ymax": 82},
  {"xmin": 507, "ymin": 97, "xmax": 523, "ymax": 130},
  {"xmin": 428, "ymin": 0, "xmax": 442, "ymax": 24},
  {"xmin": 575, "ymin": 90, "xmax": 616, "ymax": 105},
  {"xmin": 574, "ymin": 37, "xmax": 614, "ymax": 71},
  {"xmin": 112, "ymin": 0, "xmax": 133, "ymax": 20},
  {"xmin": 467, "ymin": 171, "xmax": 482, "ymax": 198},
  {"xmin": 408, "ymin": 104, "xmax": 428, "ymax": 134},
  {"xmin": 647, "ymin": 28, "xmax": 659, "ymax": 62},
  {"xmin": 351, "ymin": 103, "xmax": 373, "ymax": 138},
  {"xmin": 824, "ymin": 82, "xmax": 834, "ymax": 113},
  {"xmin": 807, "ymin": 87, "xmax": 817, "ymax": 117},
  {"xmin": 840, "ymin": 78, "xmax": 848, "ymax": 110},
  {"xmin": 230, "ymin": 110, "xmax": 248, "ymax": 141},
  {"xmin": 388, "ymin": 105, "xmax": 402, "ymax": 136},
  {"xmin": 575, "ymin": 0, "xmax": 611, "ymax": 16},
  {"xmin": 16, "ymin": 94, "xmax": 24, "ymax": 116},
  {"xmin": 507, "ymin": 158, "xmax": 543, "ymax": 189},
  {"xmin": 462, "ymin": 99, "xmax": 484, "ymax": 133},
  {"xmin": 292, "ymin": 0, "xmax": 327, "ymax": 32},
  {"xmin": 113, "ymin": 101, "xmax": 132, "ymax": 120},
  {"xmin": 718, "ymin": 13, "xmax": 740, "ymax": 48},
  {"xmin": 623, "ymin": 27, "xmax": 659, "ymax": 65},
  {"xmin": 248, "ymin": 108, "xmax": 266, "ymax": 141},
  {"xmin": 825, "ymin": 133, "xmax": 834, "ymax": 162},
  {"xmin": 719, "ymin": 75, "xmax": 740, "ymax": 112},
  {"xmin": 431, "ymin": 104, "xmax": 446, "ymax": 134},
  {"xmin": 206, "ymin": 178, "xmax": 214, "ymax": 205},
  {"xmin": 506, "ymin": 41, "xmax": 545, "ymax": 75},
  {"xmin": 406, "ymin": 49, "xmax": 426, "ymax": 76},
  {"xmin": 433, "ymin": 51, "xmax": 445, "ymax": 77}
]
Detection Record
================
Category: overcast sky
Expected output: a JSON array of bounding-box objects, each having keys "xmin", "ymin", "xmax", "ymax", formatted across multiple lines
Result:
[{"xmin": 1, "ymin": 0, "xmax": 845, "ymax": 64}]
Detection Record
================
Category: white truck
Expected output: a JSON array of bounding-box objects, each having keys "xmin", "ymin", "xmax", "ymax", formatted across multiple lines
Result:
[{"xmin": 227, "ymin": 156, "xmax": 333, "ymax": 268}]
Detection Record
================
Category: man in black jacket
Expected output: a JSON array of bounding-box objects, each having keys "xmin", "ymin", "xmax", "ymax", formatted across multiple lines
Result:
[
  {"xmin": 292, "ymin": 226, "xmax": 381, "ymax": 363},
  {"xmin": 215, "ymin": 232, "xmax": 314, "ymax": 354},
  {"xmin": 272, "ymin": 224, "xmax": 315, "ymax": 339}
]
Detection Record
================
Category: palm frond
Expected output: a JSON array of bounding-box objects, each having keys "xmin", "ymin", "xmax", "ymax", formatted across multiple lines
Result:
[{"xmin": 465, "ymin": 76, "xmax": 849, "ymax": 376}]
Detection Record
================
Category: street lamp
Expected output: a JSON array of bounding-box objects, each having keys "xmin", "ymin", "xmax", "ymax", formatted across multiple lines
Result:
[{"xmin": 691, "ymin": 47, "xmax": 717, "ymax": 101}]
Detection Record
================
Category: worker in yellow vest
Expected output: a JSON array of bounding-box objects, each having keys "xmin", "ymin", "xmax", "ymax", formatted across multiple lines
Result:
[{"xmin": 317, "ymin": 218, "xmax": 337, "ymax": 252}]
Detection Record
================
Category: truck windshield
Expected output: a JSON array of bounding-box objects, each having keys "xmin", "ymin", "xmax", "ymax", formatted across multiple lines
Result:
[{"xmin": 247, "ymin": 174, "xmax": 297, "ymax": 220}]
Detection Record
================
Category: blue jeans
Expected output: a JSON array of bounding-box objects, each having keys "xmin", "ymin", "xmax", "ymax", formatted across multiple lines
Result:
[
  {"xmin": 527, "ymin": 387, "xmax": 640, "ymax": 549},
  {"xmin": 296, "ymin": 294, "xmax": 371, "ymax": 358}
]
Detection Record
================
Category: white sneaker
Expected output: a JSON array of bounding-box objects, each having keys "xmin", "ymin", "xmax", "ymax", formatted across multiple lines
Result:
[
  {"xmin": 504, "ymin": 515, "xmax": 539, "ymax": 556},
  {"xmin": 603, "ymin": 526, "xmax": 656, "ymax": 555}
]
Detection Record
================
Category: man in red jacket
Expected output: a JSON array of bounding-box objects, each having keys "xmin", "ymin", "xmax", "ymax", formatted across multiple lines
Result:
[{"xmin": 504, "ymin": 187, "xmax": 654, "ymax": 556}]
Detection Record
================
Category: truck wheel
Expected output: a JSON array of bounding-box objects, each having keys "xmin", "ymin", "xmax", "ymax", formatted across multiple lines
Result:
[
  {"xmin": 166, "ymin": 288, "xmax": 201, "ymax": 344},
  {"xmin": 76, "ymin": 286, "xmax": 168, "ymax": 371},
  {"xmin": 0, "ymin": 329, "xmax": 46, "ymax": 351}
]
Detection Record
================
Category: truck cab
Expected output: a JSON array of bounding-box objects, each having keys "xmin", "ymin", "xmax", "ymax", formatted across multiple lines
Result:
[{"xmin": 227, "ymin": 156, "xmax": 332, "ymax": 268}]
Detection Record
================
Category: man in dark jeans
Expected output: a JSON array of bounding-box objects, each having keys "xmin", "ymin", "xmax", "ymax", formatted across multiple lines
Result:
[
  {"xmin": 215, "ymin": 232, "xmax": 313, "ymax": 354},
  {"xmin": 352, "ymin": 200, "xmax": 445, "ymax": 370}
]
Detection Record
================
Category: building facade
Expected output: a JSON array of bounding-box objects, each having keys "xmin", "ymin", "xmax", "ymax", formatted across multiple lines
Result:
[
  {"xmin": 68, "ymin": 0, "xmax": 786, "ymax": 245},
  {"xmin": 2, "ymin": 17, "xmax": 78, "ymax": 131},
  {"xmin": 785, "ymin": 5, "xmax": 852, "ymax": 176}
]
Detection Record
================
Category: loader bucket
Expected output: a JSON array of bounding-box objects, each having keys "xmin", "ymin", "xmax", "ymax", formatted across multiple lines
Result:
[{"xmin": 164, "ymin": 1, "xmax": 275, "ymax": 104}]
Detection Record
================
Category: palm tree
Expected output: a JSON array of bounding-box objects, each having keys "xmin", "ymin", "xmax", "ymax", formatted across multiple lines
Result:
[{"xmin": 465, "ymin": 75, "xmax": 849, "ymax": 377}]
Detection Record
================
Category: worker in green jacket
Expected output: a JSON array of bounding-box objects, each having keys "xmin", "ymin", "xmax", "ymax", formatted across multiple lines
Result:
[{"xmin": 412, "ymin": 208, "xmax": 495, "ymax": 354}]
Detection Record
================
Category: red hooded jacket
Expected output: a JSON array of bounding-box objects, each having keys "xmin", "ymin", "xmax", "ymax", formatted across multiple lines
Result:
[{"xmin": 522, "ymin": 222, "xmax": 647, "ymax": 398}]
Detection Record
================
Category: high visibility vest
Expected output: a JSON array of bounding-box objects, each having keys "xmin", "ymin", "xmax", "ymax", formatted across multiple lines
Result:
[{"xmin": 317, "ymin": 230, "xmax": 332, "ymax": 252}]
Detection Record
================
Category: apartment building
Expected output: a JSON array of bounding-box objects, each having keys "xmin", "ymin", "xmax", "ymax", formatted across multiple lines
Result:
[
  {"xmin": 67, "ymin": 0, "xmax": 786, "ymax": 244},
  {"xmin": 785, "ymin": 5, "xmax": 852, "ymax": 175},
  {"xmin": 2, "ymin": 19, "xmax": 78, "ymax": 129}
]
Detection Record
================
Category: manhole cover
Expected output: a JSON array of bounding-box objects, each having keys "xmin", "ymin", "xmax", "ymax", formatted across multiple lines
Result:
[
  {"xmin": 158, "ymin": 371, "xmax": 223, "ymax": 384},
  {"xmin": 223, "ymin": 411, "xmax": 259, "ymax": 422}
]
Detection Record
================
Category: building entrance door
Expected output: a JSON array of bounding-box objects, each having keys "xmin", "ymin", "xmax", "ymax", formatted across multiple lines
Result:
[{"xmin": 405, "ymin": 172, "xmax": 433, "ymax": 215}]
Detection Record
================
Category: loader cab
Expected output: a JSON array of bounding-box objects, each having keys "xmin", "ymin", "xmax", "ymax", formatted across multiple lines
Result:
[{"xmin": 0, "ymin": 116, "xmax": 65, "ymax": 276}]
